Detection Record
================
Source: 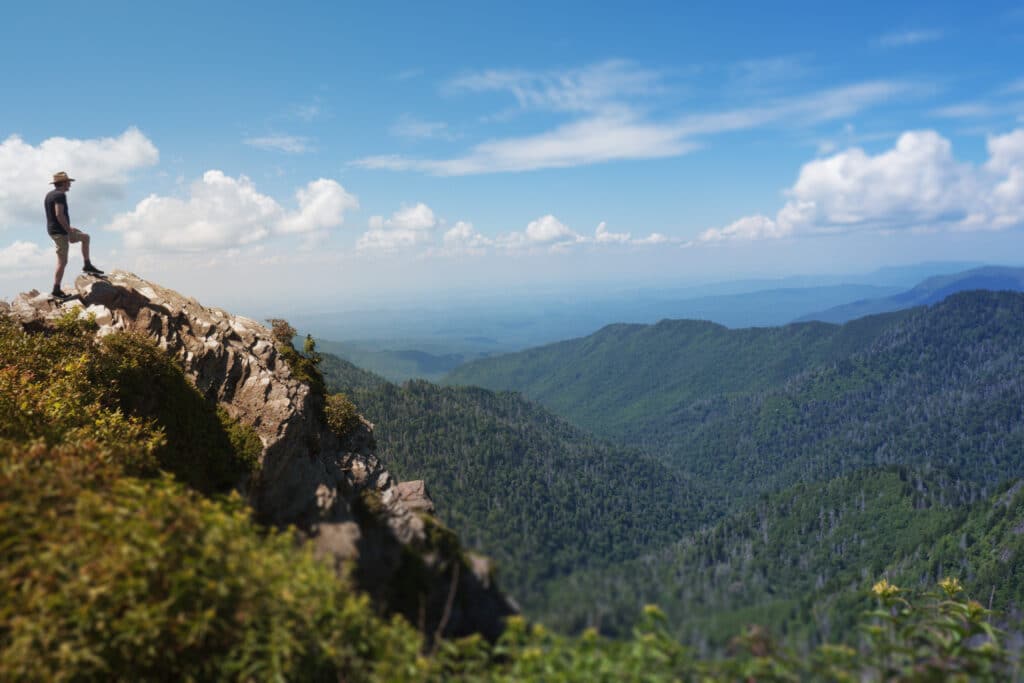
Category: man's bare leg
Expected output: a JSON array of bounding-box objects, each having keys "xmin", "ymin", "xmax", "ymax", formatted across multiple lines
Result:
[
  {"xmin": 54, "ymin": 254, "xmax": 68, "ymax": 292},
  {"xmin": 79, "ymin": 232, "xmax": 90, "ymax": 262}
]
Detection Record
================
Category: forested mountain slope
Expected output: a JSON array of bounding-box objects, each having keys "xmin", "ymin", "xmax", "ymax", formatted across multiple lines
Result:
[
  {"xmin": 323, "ymin": 359, "xmax": 716, "ymax": 609},
  {"xmin": 536, "ymin": 467, "xmax": 1022, "ymax": 650},
  {"xmin": 445, "ymin": 309, "xmax": 907, "ymax": 437},
  {"xmin": 448, "ymin": 291, "xmax": 1024, "ymax": 503}
]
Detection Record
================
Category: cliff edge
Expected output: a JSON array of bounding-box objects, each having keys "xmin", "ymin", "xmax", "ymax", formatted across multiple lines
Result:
[{"xmin": 2, "ymin": 271, "xmax": 516, "ymax": 641}]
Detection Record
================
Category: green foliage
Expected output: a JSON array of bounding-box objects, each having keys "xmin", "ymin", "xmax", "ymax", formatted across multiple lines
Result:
[
  {"xmin": 269, "ymin": 318, "xmax": 328, "ymax": 421},
  {"xmin": 419, "ymin": 586, "xmax": 1014, "ymax": 681},
  {"xmin": 0, "ymin": 441, "xmax": 425, "ymax": 682},
  {"xmin": 448, "ymin": 292, "xmax": 1024, "ymax": 505},
  {"xmin": 95, "ymin": 332, "xmax": 262, "ymax": 493},
  {"xmin": 267, "ymin": 318, "xmax": 297, "ymax": 346},
  {"xmin": 323, "ymin": 359, "xmax": 715, "ymax": 610},
  {"xmin": 536, "ymin": 467, "xmax": 979, "ymax": 646},
  {"xmin": 218, "ymin": 407, "xmax": 263, "ymax": 474},
  {"xmin": 0, "ymin": 313, "xmax": 164, "ymax": 474},
  {"xmin": 326, "ymin": 392, "xmax": 361, "ymax": 440},
  {"xmin": 445, "ymin": 309, "xmax": 904, "ymax": 440},
  {"xmin": 0, "ymin": 313, "xmax": 263, "ymax": 493}
]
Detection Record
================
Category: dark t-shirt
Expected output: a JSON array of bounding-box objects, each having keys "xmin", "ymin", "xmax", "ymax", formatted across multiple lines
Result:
[{"xmin": 44, "ymin": 189, "xmax": 69, "ymax": 236}]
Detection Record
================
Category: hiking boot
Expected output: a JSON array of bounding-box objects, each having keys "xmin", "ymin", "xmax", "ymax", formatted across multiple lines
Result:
[
  {"xmin": 51, "ymin": 287, "xmax": 68, "ymax": 299},
  {"xmin": 83, "ymin": 262, "xmax": 104, "ymax": 275}
]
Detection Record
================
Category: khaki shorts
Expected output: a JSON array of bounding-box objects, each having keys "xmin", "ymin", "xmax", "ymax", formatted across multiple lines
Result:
[{"xmin": 50, "ymin": 231, "xmax": 84, "ymax": 260}]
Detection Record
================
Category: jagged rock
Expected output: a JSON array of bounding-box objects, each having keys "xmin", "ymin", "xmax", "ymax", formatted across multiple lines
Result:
[
  {"xmin": 395, "ymin": 480, "xmax": 435, "ymax": 514},
  {"xmin": 5, "ymin": 270, "xmax": 517, "ymax": 640}
]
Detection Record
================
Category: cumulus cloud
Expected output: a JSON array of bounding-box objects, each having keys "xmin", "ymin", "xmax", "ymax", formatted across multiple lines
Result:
[
  {"xmin": 357, "ymin": 202, "xmax": 437, "ymax": 252},
  {"xmin": 106, "ymin": 171, "xmax": 358, "ymax": 251},
  {"xmin": 444, "ymin": 221, "xmax": 491, "ymax": 248},
  {"xmin": 700, "ymin": 128, "xmax": 1024, "ymax": 242},
  {"xmin": 0, "ymin": 127, "xmax": 159, "ymax": 228},
  {"xmin": 493, "ymin": 217, "xmax": 679, "ymax": 253},
  {"xmin": 278, "ymin": 179, "xmax": 359, "ymax": 234},
  {"xmin": 589, "ymin": 222, "xmax": 678, "ymax": 246},
  {"xmin": 0, "ymin": 240, "xmax": 51, "ymax": 275},
  {"xmin": 594, "ymin": 221, "xmax": 631, "ymax": 244},
  {"xmin": 525, "ymin": 214, "xmax": 578, "ymax": 243}
]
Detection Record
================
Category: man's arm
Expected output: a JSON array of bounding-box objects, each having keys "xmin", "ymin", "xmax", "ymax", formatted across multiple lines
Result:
[{"xmin": 54, "ymin": 203, "xmax": 76, "ymax": 234}]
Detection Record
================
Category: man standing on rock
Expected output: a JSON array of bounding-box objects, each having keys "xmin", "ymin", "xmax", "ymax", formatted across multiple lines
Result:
[{"xmin": 45, "ymin": 171, "xmax": 104, "ymax": 298}]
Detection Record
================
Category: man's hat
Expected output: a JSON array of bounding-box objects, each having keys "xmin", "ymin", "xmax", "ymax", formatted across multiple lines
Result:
[{"xmin": 50, "ymin": 171, "xmax": 75, "ymax": 185}]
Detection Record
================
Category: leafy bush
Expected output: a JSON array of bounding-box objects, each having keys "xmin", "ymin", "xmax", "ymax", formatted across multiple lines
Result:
[
  {"xmin": 0, "ymin": 441, "xmax": 424, "ymax": 682},
  {"xmin": 0, "ymin": 312, "xmax": 262, "ymax": 494},
  {"xmin": 326, "ymin": 392, "xmax": 361, "ymax": 439}
]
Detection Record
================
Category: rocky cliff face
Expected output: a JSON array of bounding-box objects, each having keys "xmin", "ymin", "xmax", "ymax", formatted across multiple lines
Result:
[{"xmin": 3, "ymin": 271, "xmax": 515, "ymax": 641}]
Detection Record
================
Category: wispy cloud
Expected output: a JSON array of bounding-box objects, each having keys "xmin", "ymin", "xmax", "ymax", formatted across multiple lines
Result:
[
  {"xmin": 389, "ymin": 115, "xmax": 458, "ymax": 141},
  {"xmin": 354, "ymin": 79, "xmax": 917, "ymax": 176},
  {"xmin": 877, "ymin": 29, "xmax": 944, "ymax": 47},
  {"xmin": 358, "ymin": 112, "xmax": 697, "ymax": 175},
  {"xmin": 289, "ymin": 99, "xmax": 323, "ymax": 122},
  {"xmin": 445, "ymin": 59, "xmax": 665, "ymax": 114},
  {"xmin": 243, "ymin": 135, "xmax": 313, "ymax": 153},
  {"xmin": 728, "ymin": 55, "xmax": 812, "ymax": 90},
  {"xmin": 394, "ymin": 68, "xmax": 425, "ymax": 81},
  {"xmin": 1001, "ymin": 78, "xmax": 1024, "ymax": 95},
  {"xmin": 931, "ymin": 102, "xmax": 995, "ymax": 119}
]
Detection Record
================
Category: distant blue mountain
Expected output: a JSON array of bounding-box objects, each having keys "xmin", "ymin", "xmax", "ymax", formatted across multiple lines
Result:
[{"xmin": 796, "ymin": 266, "xmax": 1024, "ymax": 323}]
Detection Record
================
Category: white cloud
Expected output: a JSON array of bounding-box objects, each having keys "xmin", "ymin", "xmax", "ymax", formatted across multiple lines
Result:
[
  {"xmin": 106, "ymin": 171, "xmax": 358, "ymax": 251},
  {"xmin": 0, "ymin": 240, "xmax": 51, "ymax": 274},
  {"xmin": 0, "ymin": 127, "xmax": 159, "ymax": 228},
  {"xmin": 354, "ymin": 80, "xmax": 914, "ymax": 176},
  {"xmin": 446, "ymin": 60, "xmax": 664, "ymax": 114},
  {"xmin": 700, "ymin": 214, "xmax": 791, "ymax": 242},
  {"xmin": 1001, "ymin": 78, "xmax": 1024, "ymax": 95},
  {"xmin": 277, "ymin": 179, "xmax": 359, "ymax": 234},
  {"xmin": 594, "ymin": 221, "xmax": 631, "ymax": 244},
  {"xmin": 729, "ymin": 55, "xmax": 811, "ymax": 89},
  {"xmin": 525, "ymin": 214, "xmax": 580, "ymax": 243},
  {"xmin": 635, "ymin": 232, "xmax": 669, "ymax": 245},
  {"xmin": 932, "ymin": 103, "xmax": 995, "ymax": 119},
  {"xmin": 390, "ymin": 116, "xmax": 456, "ymax": 140},
  {"xmin": 243, "ymin": 135, "xmax": 313, "ymax": 153},
  {"xmin": 357, "ymin": 202, "xmax": 437, "ymax": 252},
  {"xmin": 443, "ymin": 221, "xmax": 490, "ymax": 247},
  {"xmin": 701, "ymin": 128, "xmax": 1024, "ymax": 242},
  {"xmin": 496, "ymin": 214, "xmax": 581, "ymax": 251},
  {"xmin": 438, "ymin": 221, "xmax": 493, "ymax": 255},
  {"xmin": 878, "ymin": 29, "xmax": 944, "ymax": 47}
]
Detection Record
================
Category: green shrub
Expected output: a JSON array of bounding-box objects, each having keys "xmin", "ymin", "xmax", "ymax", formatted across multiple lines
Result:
[
  {"xmin": 0, "ymin": 314, "xmax": 263, "ymax": 494},
  {"xmin": 0, "ymin": 441, "xmax": 425, "ymax": 682},
  {"xmin": 326, "ymin": 393, "xmax": 361, "ymax": 440}
]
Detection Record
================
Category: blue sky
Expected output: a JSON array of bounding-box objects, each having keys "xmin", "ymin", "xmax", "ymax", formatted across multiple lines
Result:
[{"xmin": 2, "ymin": 1, "xmax": 1024, "ymax": 312}]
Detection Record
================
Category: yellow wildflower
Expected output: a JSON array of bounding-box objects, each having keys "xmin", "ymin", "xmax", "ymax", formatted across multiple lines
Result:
[
  {"xmin": 871, "ymin": 578, "xmax": 900, "ymax": 599},
  {"xmin": 939, "ymin": 576, "xmax": 963, "ymax": 597}
]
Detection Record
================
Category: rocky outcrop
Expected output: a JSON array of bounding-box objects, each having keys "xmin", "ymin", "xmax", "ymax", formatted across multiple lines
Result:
[{"xmin": 5, "ymin": 271, "xmax": 516, "ymax": 641}]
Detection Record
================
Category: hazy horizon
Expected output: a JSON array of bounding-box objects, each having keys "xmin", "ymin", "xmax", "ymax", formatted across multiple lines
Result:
[{"xmin": 3, "ymin": 2, "xmax": 1024, "ymax": 312}]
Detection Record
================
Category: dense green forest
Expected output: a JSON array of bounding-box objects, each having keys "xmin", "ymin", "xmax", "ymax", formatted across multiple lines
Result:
[
  {"xmin": 536, "ymin": 466, "xmax": 1024, "ymax": 650},
  {"xmin": 322, "ymin": 355, "xmax": 716, "ymax": 608},
  {"xmin": 2, "ymin": 305, "xmax": 1018, "ymax": 679},
  {"xmin": 447, "ymin": 291, "xmax": 1024, "ymax": 503}
]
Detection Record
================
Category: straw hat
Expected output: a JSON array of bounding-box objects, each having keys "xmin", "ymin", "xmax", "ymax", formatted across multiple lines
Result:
[{"xmin": 50, "ymin": 171, "xmax": 75, "ymax": 185}]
